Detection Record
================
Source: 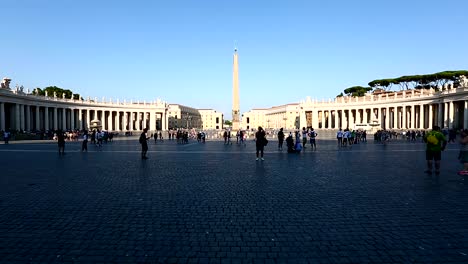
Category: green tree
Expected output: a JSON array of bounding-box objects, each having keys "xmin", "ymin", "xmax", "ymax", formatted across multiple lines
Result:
[
  {"xmin": 343, "ymin": 86, "xmax": 372, "ymax": 97},
  {"xmin": 31, "ymin": 86, "xmax": 81, "ymax": 100},
  {"xmin": 224, "ymin": 120, "xmax": 232, "ymax": 126}
]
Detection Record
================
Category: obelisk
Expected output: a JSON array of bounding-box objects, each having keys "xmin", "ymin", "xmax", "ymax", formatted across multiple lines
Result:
[{"xmin": 232, "ymin": 48, "xmax": 240, "ymax": 130}]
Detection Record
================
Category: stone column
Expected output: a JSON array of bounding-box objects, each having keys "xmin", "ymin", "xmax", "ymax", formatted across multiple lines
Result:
[
  {"xmin": 129, "ymin": 112, "xmax": 134, "ymax": 131},
  {"xmin": 402, "ymin": 106, "xmax": 406, "ymax": 129},
  {"xmin": 122, "ymin": 112, "xmax": 127, "ymax": 131},
  {"xmin": 35, "ymin": 106, "xmax": 40, "ymax": 130},
  {"xmin": 342, "ymin": 110, "xmax": 348, "ymax": 129},
  {"xmin": 299, "ymin": 110, "xmax": 307, "ymax": 129},
  {"xmin": 334, "ymin": 110, "xmax": 339, "ymax": 129},
  {"xmin": 53, "ymin": 107, "xmax": 58, "ymax": 130},
  {"xmin": 357, "ymin": 109, "xmax": 362, "ymax": 124},
  {"xmin": 393, "ymin": 107, "xmax": 398, "ymax": 129},
  {"xmin": 107, "ymin": 111, "xmax": 113, "ymax": 131},
  {"xmin": 410, "ymin": 105, "xmax": 415, "ymax": 129},
  {"xmin": 363, "ymin": 109, "xmax": 368, "ymax": 124},
  {"xmin": 142, "ymin": 112, "xmax": 147, "ymax": 130},
  {"xmin": 14, "ymin": 104, "xmax": 20, "ymax": 130},
  {"xmin": 464, "ymin": 101, "xmax": 468, "ymax": 129},
  {"xmin": 443, "ymin": 102, "xmax": 448, "ymax": 128},
  {"xmin": 25, "ymin": 105, "xmax": 31, "ymax": 131},
  {"xmin": 312, "ymin": 110, "xmax": 319, "ymax": 129},
  {"xmin": 378, "ymin": 108, "xmax": 382, "ymax": 128},
  {"xmin": 320, "ymin": 111, "xmax": 325, "ymax": 129},
  {"xmin": 419, "ymin": 105, "xmax": 424, "ymax": 129},
  {"xmin": 0, "ymin": 102, "xmax": 5, "ymax": 131},
  {"xmin": 44, "ymin": 107, "xmax": 49, "ymax": 130},
  {"xmin": 385, "ymin": 107, "xmax": 389, "ymax": 129},
  {"xmin": 428, "ymin": 104, "xmax": 433, "ymax": 129},
  {"xmin": 70, "ymin": 109, "xmax": 75, "ymax": 130},
  {"xmin": 115, "ymin": 111, "xmax": 120, "ymax": 131},
  {"xmin": 161, "ymin": 112, "xmax": 166, "ymax": 131},
  {"xmin": 102, "ymin": 110, "xmax": 107, "ymax": 130},
  {"xmin": 19, "ymin": 104, "xmax": 25, "ymax": 130},
  {"xmin": 86, "ymin": 110, "xmax": 91, "ymax": 130},
  {"xmin": 135, "ymin": 112, "xmax": 142, "ymax": 131},
  {"xmin": 62, "ymin": 108, "xmax": 67, "ymax": 130},
  {"xmin": 438, "ymin": 103, "xmax": 443, "ymax": 128},
  {"xmin": 150, "ymin": 112, "xmax": 156, "ymax": 131},
  {"xmin": 449, "ymin": 101, "xmax": 454, "ymax": 129},
  {"xmin": 78, "ymin": 109, "xmax": 83, "ymax": 130}
]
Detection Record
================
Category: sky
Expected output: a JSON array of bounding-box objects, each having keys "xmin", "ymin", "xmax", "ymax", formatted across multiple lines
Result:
[{"xmin": 2, "ymin": 0, "xmax": 468, "ymax": 119}]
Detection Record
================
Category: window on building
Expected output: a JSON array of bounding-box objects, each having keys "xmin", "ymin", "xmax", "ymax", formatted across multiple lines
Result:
[
  {"xmin": 247, "ymin": 117, "xmax": 250, "ymax": 123},
  {"xmin": 216, "ymin": 117, "xmax": 219, "ymax": 123}
]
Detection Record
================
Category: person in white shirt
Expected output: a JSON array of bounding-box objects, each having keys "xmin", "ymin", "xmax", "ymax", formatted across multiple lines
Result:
[{"xmin": 336, "ymin": 128, "xmax": 343, "ymax": 147}]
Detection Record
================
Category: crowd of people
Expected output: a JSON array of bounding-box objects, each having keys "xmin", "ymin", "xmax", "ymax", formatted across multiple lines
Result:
[{"xmin": 3, "ymin": 125, "xmax": 468, "ymax": 177}]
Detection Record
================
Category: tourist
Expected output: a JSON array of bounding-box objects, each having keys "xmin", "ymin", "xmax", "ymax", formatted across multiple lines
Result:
[
  {"xmin": 3, "ymin": 130, "xmax": 10, "ymax": 144},
  {"xmin": 309, "ymin": 128, "xmax": 317, "ymax": 150},
  {"xmin": 82, "ymin": 130, "xmax": 88, "ymax": 152},
  {"xmin": 336, "ymin": 128, "xmax": 343, "ymax": 146},
  {"xmin": 295, "ymin": 131, "xmax": 302, "ymax": 152},
  {"xmin": 139, "ymin": 128, "xmax": 150, "ymax": 159},
  {"xmin": 239, "ymin": 130, "xmax": 246, "ymax": 146},
  {"xmin": 423, "ymin": 126, "xmax": 447, "ymax": 175},
  {"xmin": 223, "ymin": 129, "xmax": 228, "ymax": 145},
  {"xmin": 57, "ymin": 129, "xmax": 66, "ymax": 155},
  {"xmin": 255, "ymin": 126, "xmax": 267, "ymax": 161},
  {"xmin": 302, "ymin": 127, "xmax": 308, "ymax": 149},
  {"xmin": 96, "ymin": 129, "xmax": 103, "ymax": 148},
  {"xmin": 286, "ymin": 132, "xmax": 295, "ymax": 153},
  {"xmin": 277, "ymin": 128, "xmax": 285, "ymax": 150},
  {"xmin": 457, "ymin": 129, "xmax": 468, "ymax": 175}
]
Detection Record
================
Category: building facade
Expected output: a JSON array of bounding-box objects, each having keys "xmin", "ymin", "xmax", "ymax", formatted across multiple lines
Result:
[
  {"xmin": 0, "ymin": 81, "xmax": 223, "ymax": 132},
  {"xmin": 198, "ymin": 109, "xmax": 223, "ymax": 130},
  {"xmin": 243, "ymin": 86, "xmax": 468, "ymax": 130},
  {"xmin": 242, "ymin": 104, "xmax": 300, "ymax": 131},
  {"xmin": 167, "ymin": 104, "xmax": 202, "ymax": 129}
]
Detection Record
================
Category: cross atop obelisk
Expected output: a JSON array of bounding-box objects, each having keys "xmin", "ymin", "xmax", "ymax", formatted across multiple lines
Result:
[{"xmin": 232, "ymin": 48, "xmax": 240, "ymax": 130}]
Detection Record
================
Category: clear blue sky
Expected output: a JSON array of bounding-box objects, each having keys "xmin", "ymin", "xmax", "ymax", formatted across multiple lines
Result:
[{"xmin": 2, "ymin": 0, "xmax": 468, "ymax": 119}]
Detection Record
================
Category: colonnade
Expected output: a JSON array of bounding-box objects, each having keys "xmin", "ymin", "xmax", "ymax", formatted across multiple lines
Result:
[
  {"xmin": 302, "ymin": 100, "xmax": 468, "ymax": 130},
  {"xmin": 0, "ymin": 100, "xmax": 168, "ymax": 132}
]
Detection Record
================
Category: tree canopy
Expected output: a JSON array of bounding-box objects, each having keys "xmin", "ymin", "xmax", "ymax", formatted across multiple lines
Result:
[
  {"xmin": 368, "ymin": 70, "xmax": 468, "ymax": 91},
  {"xmin": 33, "ymin": 86, "xmax": 81, "ymax": 100},
  {"xmin": 224, "ymin": 120, "xmax": 232, "ymax": 126},
  {"xmin": 336, "ymin": 70, "xmax": 468, "ymax": 97},
  {"xmin": 343, "ymin": 86, "xmax": 373, "ymax": 97}
]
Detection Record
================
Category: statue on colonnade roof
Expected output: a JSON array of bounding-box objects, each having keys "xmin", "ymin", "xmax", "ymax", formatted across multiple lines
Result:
[{"xmin": 1, "ymin": 77, "xmax": 11, "ymax": 89}]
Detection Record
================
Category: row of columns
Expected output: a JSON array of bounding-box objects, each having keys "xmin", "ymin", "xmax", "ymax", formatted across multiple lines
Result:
[
  {"xmin": 0, "ymin": 103, "xmax": 168, "ymax": 132},
  {"xmin": 304, "ymin": 101, "xmax": 468, "ymax": 130}
]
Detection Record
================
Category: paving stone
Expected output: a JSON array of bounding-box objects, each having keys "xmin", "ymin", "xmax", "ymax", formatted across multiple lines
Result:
[{"xmin": 0, "ymin": 139, "xmax": 467, "ymax": 263}]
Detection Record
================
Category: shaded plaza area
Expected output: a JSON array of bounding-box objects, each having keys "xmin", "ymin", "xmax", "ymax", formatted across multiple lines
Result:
[{"xmin": 0, "ymin": 138, "xmax": 467, "ymax": 263}]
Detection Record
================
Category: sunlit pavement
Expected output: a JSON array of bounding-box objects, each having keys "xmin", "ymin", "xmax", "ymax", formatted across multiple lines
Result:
[{"xmin": 0, "ymin": 138, "xmax": 467, "ymax": 263}]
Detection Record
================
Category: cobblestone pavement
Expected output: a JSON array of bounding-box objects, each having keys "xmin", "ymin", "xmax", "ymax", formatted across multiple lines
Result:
[{"xmin": 0, "ymin": 138, "xmax": 467, "ymax": 263}]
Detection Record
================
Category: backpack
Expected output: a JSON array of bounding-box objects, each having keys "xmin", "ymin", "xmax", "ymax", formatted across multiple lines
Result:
[{"xmin": 427, "ymin": 133, "xmax": 439, "ymax": 145}]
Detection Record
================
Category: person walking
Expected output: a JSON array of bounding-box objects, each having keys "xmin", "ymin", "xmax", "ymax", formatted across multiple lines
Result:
[
  {"xmin": 57, "ymin": 130, "xmax": 66, "ymax": 156},
  {"xmin": 309, "ymin": 128, "xmax": 318, "ymax": 150},
  {"xmin": 423, "ymin": 126, "xmax": 447, "ymax": 175},
  {"xmin": 457, "ymin": 129, "xmax": 468, "ymax": 175},
  {"xmin": 255, "ymin": 126, "xmax": 267, "ymax": 161},
  {"xmin": 139, "ymin": 128, "xmax": 150, "ymax": 159},
  {"xmin": 302, "ymin": 127, "xmax": 308, "ymax": 149},
  {"xmin": 337, "ymin": 128, "xmax": 343, "ymax": 147},
  {"xmin": 277, "ymin": 128, "xmax": 285, "ymax": 150},
  {"xmin": 81, "ymin": 131, "xmax": 88, "ymax": 152}
]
